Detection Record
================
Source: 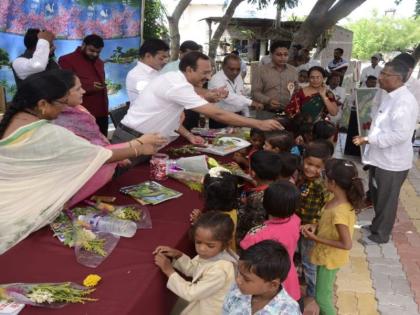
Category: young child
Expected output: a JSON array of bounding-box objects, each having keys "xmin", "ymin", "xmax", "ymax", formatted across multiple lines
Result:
[
  {"xmin": 301, "ymin": 159, "xmax": 364, "ymax": 315},
  {"xmin": 240, "ymin": 180, "xmax": 302, "ymax": 302},
  {"xmin": 296, "ymin": 140, "xmax": 332, "ymax": 302},
  {"xmin": 312, "ymin": 120, "xmax": 337, "ymax": 144},
  {"xmin": 190, "ymin": 172, "xmax": 239, "ymax": 251},
  {"xmin": 233, "ymin": 128, "xmax": 265, "ymax": 170},
  {"xmin": 278, "ymin": 152, "xmax": 300, "ymax": 184},
  {"xmin": 223, "ymin": 240, "xmax": 301, "ymax": 315},
  {"xmin": 237, "ymin": 150, "xmax": 283, "ymax": 243},
  {"xmin": 263, "ymin": 130, "xmax": 295, "ymax": 154},
  {"xmin": 154, "ymin": 211, "xmax": 236, "ymax": 315}
]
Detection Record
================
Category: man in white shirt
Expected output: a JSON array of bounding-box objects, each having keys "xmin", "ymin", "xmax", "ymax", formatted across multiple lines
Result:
[
  {"xmin": 112, "ymin": 52, "xmax": 282, "ymax": 163},
  {"xmin": 208, "ymin": 54, "xmax": 263, "ymax": 128},
  {"xmin": 359, "ymin": 54, "xmax": 382, "ymax": 87},
  {"xmin": 353, "ymin": 60, "xmax": 418, "ymax": 244},
  {"xmin": 12, "ymin": 29, "xmax": 57, "ymax": 87},
  {"xmin": 327, "ymin": 72, "xmax": 346, "ymax": 124},
  {"xmin": 126, "ymin": 39, "xmax": 169, "ymax": 103}
]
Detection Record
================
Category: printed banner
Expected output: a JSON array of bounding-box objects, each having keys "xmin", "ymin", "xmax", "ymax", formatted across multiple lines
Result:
[{"xmin": 0, "ymin": 0, "xmax": 142, "ymax": 109}]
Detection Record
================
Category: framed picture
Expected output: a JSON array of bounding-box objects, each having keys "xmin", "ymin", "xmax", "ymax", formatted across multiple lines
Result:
[{"xmin": 355, "ymin": 88, "xmax": 378, "ymax": 155}]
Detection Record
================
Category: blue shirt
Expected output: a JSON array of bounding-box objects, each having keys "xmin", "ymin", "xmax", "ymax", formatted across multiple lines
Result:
[{"xmin": 222, "ymin": 284, "xmax": 301, "ymax": 315}]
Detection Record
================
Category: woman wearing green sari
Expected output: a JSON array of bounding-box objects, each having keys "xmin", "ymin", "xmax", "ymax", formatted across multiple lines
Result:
[
  {"xmin": 285, "ymin": 66, "xmax": 338, "ymax": 121},
  {"xmin": 0, "ymin": 70, "xmax": 165, "ymax": 254}
]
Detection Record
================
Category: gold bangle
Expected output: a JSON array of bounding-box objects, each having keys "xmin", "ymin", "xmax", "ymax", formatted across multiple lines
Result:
[
  {"xmin": 135, "ymin": 139, "xmax": 144, "ymax": 145},
  {"xmin": 129, "ymin": 141, "xmax": 139, "ymax": 157}
]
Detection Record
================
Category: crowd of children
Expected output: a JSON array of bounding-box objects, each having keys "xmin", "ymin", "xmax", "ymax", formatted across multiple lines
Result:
[{"xmin": 153, "ymin": 117, "xmax": 365, "ymax": 315}]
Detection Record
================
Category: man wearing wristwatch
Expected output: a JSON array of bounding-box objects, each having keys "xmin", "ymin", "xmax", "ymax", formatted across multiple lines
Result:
[{"xmin": 353, "ymin": 60, "xmax": 418, "ymax": 245}]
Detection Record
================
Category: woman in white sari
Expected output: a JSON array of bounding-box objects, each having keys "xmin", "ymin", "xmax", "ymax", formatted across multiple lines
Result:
[{"xmin": 0, "ymin": 70, "xmax": 165, "ymax": 254}]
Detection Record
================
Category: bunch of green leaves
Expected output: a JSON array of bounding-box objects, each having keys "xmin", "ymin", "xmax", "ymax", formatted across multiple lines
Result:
[{"xmin": 26, "ymin": 283, "xmax": 97, "ymax": 304}]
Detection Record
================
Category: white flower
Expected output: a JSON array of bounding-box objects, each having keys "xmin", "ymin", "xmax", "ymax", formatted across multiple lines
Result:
[
  {"xmin": 27, "ymin": 288, "xmax": 54, "ymax": 304},
  {"xmin": 82, "ymin": 229, "xmax": 96, "ymax": 241},
  {"xmin": 208, "ymin": 166, "xmax": 231, "ymax": 178}
]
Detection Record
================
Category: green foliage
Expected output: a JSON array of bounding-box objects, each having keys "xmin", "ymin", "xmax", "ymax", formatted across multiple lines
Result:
[
  {"xmin": 346, "ymin": 13, "xmax": 420, "ymax": 60},
  {"xmin": 143, "ymin": 0, "xmax": 168, "ymax": 40},
  {"xmin": 0, "ymin": 49, "xmax": 9, "ymax": 66},
  {"xmin": 247, "ymin": 0, "xmax": 299, "ymax": 11}
]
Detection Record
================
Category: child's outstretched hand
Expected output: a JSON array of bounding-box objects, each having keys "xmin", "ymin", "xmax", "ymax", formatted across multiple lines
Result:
[
  {"xmin": 190, "ymin": 209, "xmax": 202, "ymax": 225},
  {"xmin": 153, "ymin": 246, "xmax": 183, "ymax": 259},
  {"xmin": 154, "ymin": 253, "xmax": 175, "ymax": 277}
]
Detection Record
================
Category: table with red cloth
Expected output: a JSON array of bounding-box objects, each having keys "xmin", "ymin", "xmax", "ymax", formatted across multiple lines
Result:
[{"xmin": 0, "ymin": 145, "xmax": 222, "ymax": 315}]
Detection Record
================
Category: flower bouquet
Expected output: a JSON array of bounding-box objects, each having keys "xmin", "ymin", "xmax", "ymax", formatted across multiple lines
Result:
[
  {"xmin": 50, "ymin": 213, "xmax": 119, "ymax": 268},
  {"xmin": 73, "ymin": 220, "xmax": 119, "ymax": 268},
  {"xmin": 0, "ymin": 282, "xmax": 96, "ymax": 308}
]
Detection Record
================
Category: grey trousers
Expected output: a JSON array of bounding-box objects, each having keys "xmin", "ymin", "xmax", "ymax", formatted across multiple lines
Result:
[
  {"xmin": 111, "ymin": 125, "xmax": 150, "ymax": 168},
  {"xmin": 369, "ymin": 166, "xmax": 408, "ymax": 242}
]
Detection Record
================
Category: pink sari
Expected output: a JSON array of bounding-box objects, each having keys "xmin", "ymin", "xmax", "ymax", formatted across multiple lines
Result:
[{"xmin": 55, "ymin": 105, "xmax": 122, "ymax": 206}]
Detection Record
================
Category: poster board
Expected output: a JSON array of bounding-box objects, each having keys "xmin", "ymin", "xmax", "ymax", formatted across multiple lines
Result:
[{"xmin": 355, "ymin": 88, "xmax": 378, "ymax": 155}]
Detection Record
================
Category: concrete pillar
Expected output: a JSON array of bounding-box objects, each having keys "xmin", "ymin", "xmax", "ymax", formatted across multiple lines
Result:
[{"xmin": 259, "ymin": 40, "xmax": 267, "ymax": 61}]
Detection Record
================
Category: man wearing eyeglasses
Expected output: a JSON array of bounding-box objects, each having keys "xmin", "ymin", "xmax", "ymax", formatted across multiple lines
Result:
[{"xmin": 353, "ymin": 60, "xmax": 418, "ymax": 245}]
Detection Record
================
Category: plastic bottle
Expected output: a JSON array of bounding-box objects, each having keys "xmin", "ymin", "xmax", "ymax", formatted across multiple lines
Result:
[{"xmin": 78, "ymin": 214, "xmax": 137, "ymax": 238}]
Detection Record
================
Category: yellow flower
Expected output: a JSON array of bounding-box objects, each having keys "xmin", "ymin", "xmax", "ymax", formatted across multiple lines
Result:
[{"xmin": 83, "ymin": 274, "xmax": 102, "ymax": 287}]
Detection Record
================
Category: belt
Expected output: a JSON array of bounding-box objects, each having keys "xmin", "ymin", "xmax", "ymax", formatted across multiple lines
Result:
[{"xmin": 118, "ymin": 123, "xmax": 143, "ymax": 137}]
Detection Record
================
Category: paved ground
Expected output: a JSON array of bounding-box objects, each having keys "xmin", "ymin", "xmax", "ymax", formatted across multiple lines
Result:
[{"xmin": 334, "ymin": 136, "xmax": 420, "ymax": 315}]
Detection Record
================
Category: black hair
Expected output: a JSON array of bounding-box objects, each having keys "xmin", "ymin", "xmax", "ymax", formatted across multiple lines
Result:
[
  {"xmin": 366, "ymin": 75, "xmax": 377, "ymax": 81},
  {"xmin": 279, "ymin": 152, "xmax": 300, "ymax": 178},
  {"xmin": 222, "ymin": 53, "xmax": 241, "ymax": 66},
  {"xmin": 0, "ymin": 71, "xmax": 70, "ymax": 138},
  {"xmin": 299, "ymin": 69, "xmax": 309, "ymax": 76},
  {"xmin": 308, "ymin": 66, "xmax": 326, "ymax": 78},
  {"xmin": 250, "ymin": 128, "xmax": 265, "ymax": 140},
  {"xmin": 325, "ymin": 159, "xmax": 365, "ymax": 209},
  {"xmin": 138, "ymin": 39, "xmax": 169, "ymax": 58},
  {"xmin": 298, "ymin": 122, "xmax": 313, "ymax": 143},
  {"xmin": 303, "ymin": 139, "xmax": 333, "ymax": 162},
  {"xmin": 250, "ymin": 150, "xmax": 283, "ymax": 181},
  {"xmin": 231, "ymin": 50, "xmax": 239, "ymax": 56},
  {"xmin": 313, "ymin": 120, "xmax": 336, "ymax": 141},
  {"xmin": 334, "ymin": 48, "xmax": 344, "ymax": 55},
  {"xmin": 263, "ymin": 180, "xmax": 300, "ymax": 219},
  {"xmin": 384, "ymin": 60, "xmax": 410, "ymax": 82},
  {"xmin": 191, "ymin": 210, "xmax": 234, "ymax": 247},
  {"xmin": 83, "ymin": 34, "xmax": 104, "ymax": 48},
  {"xmin": 270, "ymin": 41, "xmax": 290, "ymax": 53},
  {"xmin": 240, "ymin": 240, "xmax": 290, "ymax": 282},
  {"xmin": 47, "ymin": 68, "xmax": 76, "ymax": 90},
  {"xmin": 180, "ymin": 40, "xmax": 200, "ymax": 53},
  {"xmin": 24, "ymin": 28, "xmax": 40, "ymax": 50},
  {"xmin": 179, "ymin": 51, "xmax": 210, "ymax": 72},
  {"xmin": 266, "ymin": 130, "xmax": 294, "ymax": 153},
  {"xmin": 203, "ymin": 172, "xmax": 238, "ymax": 212},
  {"xmin": 393, "ymin": 52, "xmax": 416, "ymax": 69},
  {"xmin": 329, "ymin": 72, "xmax": 341, "ymax": 79}
]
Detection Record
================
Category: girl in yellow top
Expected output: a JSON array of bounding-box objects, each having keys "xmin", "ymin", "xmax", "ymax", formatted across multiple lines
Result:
[
  {"xmin": 190, "ymin": 172, "xmax": 239, "ymax": 252},
  {"xmin": 301, "ymin": 159, "xmax": 364, "ymax": 315}
]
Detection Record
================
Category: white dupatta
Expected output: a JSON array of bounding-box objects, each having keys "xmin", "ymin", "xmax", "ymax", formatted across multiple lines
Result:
[{"xmin": 0, "ymin": 120, "xmax": 112, "ymax": 254}]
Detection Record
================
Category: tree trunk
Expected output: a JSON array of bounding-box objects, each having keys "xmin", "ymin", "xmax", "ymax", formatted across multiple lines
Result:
[
  {"xmin": 208, "ymin": 0, "xmax": 245, "ymax": 60},
  {"xmin": 274, "ymin": 3, "xmax": 282, "ymax": 30},
  {"xmin": 166, "ymin": 0, "xmax": 192, "ymax": 61},
  {"xmin": 412, "ymin": 44, "xmax": 420, "ymax": 64},
  {"xmin": 290, "ymin": 0, "xmax": 366, "ymax": 50}
]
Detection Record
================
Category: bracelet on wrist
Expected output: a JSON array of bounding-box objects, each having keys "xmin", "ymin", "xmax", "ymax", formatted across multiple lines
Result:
[{"xmin": 135, "ymin": 139, "xmax": 144, "ymax": 145}]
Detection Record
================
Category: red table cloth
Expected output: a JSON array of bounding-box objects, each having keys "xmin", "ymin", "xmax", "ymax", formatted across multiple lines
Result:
[{"xmin": 0, "ymin": 159, "xmax": 203, "ymax": 314}]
